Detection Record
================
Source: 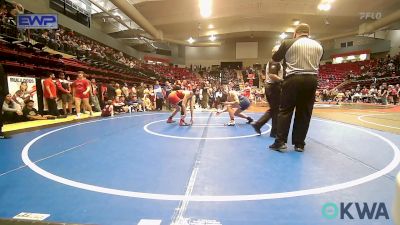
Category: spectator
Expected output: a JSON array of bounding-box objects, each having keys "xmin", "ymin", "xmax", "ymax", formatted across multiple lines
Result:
[
  {"xmin": 136, "ymin": 82, "xmax": 146, "ymax": 111},
  {"xmin": 43, "ymin": 72, "xmax": 61, "ymax": 117},
  {"xmin": 55, "ymin": 72, "xmax": 73, "ymax": 115},
  {"xmin": 115, "ymin": 83, "xmax": 122, "ymax": 97},
  {"xmin": 113, "ymin": 96, "xmax": 127, "ymax": 113},
  {"xmin": 131, "ymin": 95, "xmax": 142, "ymax": 112},
  {"xmin": 154, "ymin": 81, "xmax": 163, "ymax": 111},
  {"xmin": 72, "ymin": 71, "xmax": 93, "ymax": 119},
  {"xmin": 163, "ymin": 81, "xmax": 172, "ymax": 110},
  {"xmin": 131, "ymin": 85, "xmax": 137, "ymax": 97},
  {"xmin": 106, "ymin": 81, "xmax": 116, "ymax": 101},
  {"xmin": 379, "ymin": 84, "xmax": 388, "ymax": 105},
  {"xmin": 89, "ymin": 78, "xmax": 101, "ymax": 112},
  {"xmin": 9, "ymin": 2, "xmax": 24, "ymax": 17},
  {"xmin": 2, "ymin": 93, "xmax": 23, "ymax": 123},
  {"xmin": 23, "ymin": 100, "xmax": 56, "ymax": 120},
  {"xmin": 101, "ymin": 100, "xmax": 114, "ymax": 117},
  {"xmin": 148, "ymin": 86, "xmax": 156, "ymax": 109},
  {"xmin": 122, "ymin": 83, "xmax": 129, "ymax": 97}
]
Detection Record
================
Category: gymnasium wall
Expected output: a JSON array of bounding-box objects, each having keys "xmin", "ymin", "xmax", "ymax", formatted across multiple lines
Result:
[
  {"xmin": 386, "ymin": 30, "xmax": 400, "ymax": 56},
  {"xmin": 185, "ymin": 38, "xmax": 277, "ymax": 67},
  {"xmin": 136, "ymin": 44, "xmax": 186, "ymax": 65},
  {"xmin": 321, "ymin": 36, "xmax": 391, "ymax": 60}
]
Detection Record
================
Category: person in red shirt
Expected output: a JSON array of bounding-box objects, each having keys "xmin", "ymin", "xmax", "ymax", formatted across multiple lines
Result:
[
  {"xmin": 72, "ymin": 71, "xmax": 93, "ymax": 119},
  {"xmin": 43, "ymin": 72, "xmax": 60, "ymax": 117}
]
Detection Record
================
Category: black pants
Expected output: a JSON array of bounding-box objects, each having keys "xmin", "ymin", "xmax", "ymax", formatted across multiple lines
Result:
[
  {"xmin": 276, "ymin": 75, "xmax": 318, "ymax": 146},
  {"xmin": 46, "ymin": 98, "xmax": 60, "ymax": 116},
  {"xmin": 3, "ymin": 111, "xmax": 20, "ymax": 123},
  {"xmin": 0, "ymin": 96, "xmax": 3, "ymax": 133},
  {"xmin": 156, "ymin": 98, "xmax": 163, "ymax": 110},
  {"xmin": 254, "ymin": 83, "xmax": 281, "ymax": 136}
]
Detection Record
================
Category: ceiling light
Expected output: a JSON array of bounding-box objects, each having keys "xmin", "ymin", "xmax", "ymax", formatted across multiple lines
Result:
[
  {"xmin": 279, "ymin": 32, "xmax": 287, "ymax": 39},
  {"xmin": 187, "ymin": 37, "xmax": 195, "ymax": 44},
  {"xmin": 208, "ymin": 24, "xmax": 214, "ymax": 29},
  {"xmin": 318, "ymin": 3, "xmax": 331, "ymax": 11},
  {"xmin": 209, "ymin": 34, "xmax": 216, "ymax": 41},
  {"xmin": 199, "ymin": 0, "xmax": 212, "ymax": 18},
  {"xmin": 293, "ymin": 20, "xmax": 300, "ymax": 26}
]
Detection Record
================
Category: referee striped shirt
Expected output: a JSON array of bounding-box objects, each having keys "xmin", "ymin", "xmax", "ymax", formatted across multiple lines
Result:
[{"xmin": 272, "ymin": 36, "xmax": 323, "ymax": 77}]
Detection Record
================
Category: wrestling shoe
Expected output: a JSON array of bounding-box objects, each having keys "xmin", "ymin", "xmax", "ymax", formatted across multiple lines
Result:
[
  {"xmin": 179, "ymin": 120, "xmax": 190, "ymax": 126},
  {"xmin": 251, "ymin": 122, "xmax": 262, "ymax": 135},
  {"xmin": 246, "ymin": 117, "xmax": 254, "ymax": 124},
  {"xmin": 226, "ymin": 120, "xmax": 235, "ymax": 126},
  {"xmin": 166, "ymin": 117, "xmax": 175, "ymax": 123}
]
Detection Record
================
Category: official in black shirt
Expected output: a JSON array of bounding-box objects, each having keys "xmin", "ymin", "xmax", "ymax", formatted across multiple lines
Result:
[
  {"xmin": 269, "ymin": 23, "xmax": 323, "ymax": 152},
  {"xmin": 252, "ymin": 45, "xmax": 283, "ymax": 137}
]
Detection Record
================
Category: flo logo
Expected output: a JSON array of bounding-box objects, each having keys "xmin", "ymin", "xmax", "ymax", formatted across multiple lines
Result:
[{"xmin": 322, "ymin": 202, "xmax": 389, "ymax": 220}]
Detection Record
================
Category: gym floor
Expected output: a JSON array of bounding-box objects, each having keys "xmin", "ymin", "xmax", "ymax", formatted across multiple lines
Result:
[{"xmin": 0, "ymin": 104, "xmax": 399, "ymax": 225}]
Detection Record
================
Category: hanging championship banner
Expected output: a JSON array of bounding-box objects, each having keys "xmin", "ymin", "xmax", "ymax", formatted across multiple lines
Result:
[{"xmin": 7, "ymin": 76, "xmax": 38, "ymax": 110}]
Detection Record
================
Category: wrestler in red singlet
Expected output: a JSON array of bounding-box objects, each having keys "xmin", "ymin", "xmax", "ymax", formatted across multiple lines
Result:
[
  {"xmin": 166, "ymin": 90, "xmax": 194, "ymax": 126},
  {"xmin": 168, "ymin": 90, "xmax": 185, "ymax": 106}
]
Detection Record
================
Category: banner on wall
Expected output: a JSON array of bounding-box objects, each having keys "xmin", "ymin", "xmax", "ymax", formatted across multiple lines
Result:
[
  {"xmin": 17, "ymin": 14, "xmax": 58, "ymax": 29},
  {"xmin": 7, "ymin": 76, "xmax": 38, "ymax": 110}
]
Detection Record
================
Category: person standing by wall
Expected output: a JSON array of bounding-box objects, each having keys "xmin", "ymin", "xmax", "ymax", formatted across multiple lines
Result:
[
  {"xmin": 55, "ymin": 72, "xmax": 72, "ymax": 115},
  {"xmin": 154, "ymin": 80, "xmax": 163, "ymax": 111},
  {"xmin": 89, "ymin": 78, "xmax": 101, "ymax": 112},
  {"xmin": 136, "ymin": 82, "xmax": 146, "ymax": 111},
  {"xmin": 72, "ymin": 71, "xmax": 93, "ymax": 119},
  {"xmin": 269, "ymin": 23, "xmax": 323, "ymax": 152},
  {"xmin": 164, "ymin": 81, "xmax": 172, "ymax": 110},
  {"xmin": 43, "ymin": 72, "xmax": 60, "ymax": 117}
]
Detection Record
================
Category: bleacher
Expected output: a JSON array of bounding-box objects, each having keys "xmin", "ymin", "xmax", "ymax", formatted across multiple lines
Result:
[
  {"xmin": 0, "ymin": 39, "xmax": 151, "ymax": 84},
  {"xmin": 319, "ymin": 61, "xmax": 369, "ymax": 89},
  {"xmin": 0, "ymin": 2, "xmax": 198, "ymax": 85}
]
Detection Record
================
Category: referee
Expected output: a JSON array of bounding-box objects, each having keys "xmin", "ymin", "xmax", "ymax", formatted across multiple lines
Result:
[
  {"xmin": 251, "ymin": 45, "xmax": 283, "ymax": 137},
  {"xmin": 269, "ymin": 23, "xmax": 323, "ymax": 152}
]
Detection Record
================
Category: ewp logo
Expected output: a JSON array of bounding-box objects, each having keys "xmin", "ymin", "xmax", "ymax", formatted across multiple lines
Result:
[
  {"xmin": 17, "ymin": 14, "xmax": 58, "ymax": 29},
  {"xmin": 322, "ymin": 202, "xmax": 389, "ymax": 220}
]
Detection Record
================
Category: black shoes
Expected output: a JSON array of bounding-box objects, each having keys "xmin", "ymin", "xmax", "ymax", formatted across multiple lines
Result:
[
  {"xmin": 269, "ymin": 142, "xmax": 287, "ymax": 152},
  {"xmin": 0, "ymin": 132, "xmax": 10, "ymax": 139},
  {"xmin": 251, "ymin": 123, "xmax": 261, "ymax": 135},
  {"xmin": 246, "ymin": 117, "xmax": 254, "ymax": 124},
  {"xmin": 269, "ymin": 142, "xmax": 305, "ymax": 153},
  {"xmin": 294, "ymin": 145, "xmax": 305, "ymax": 152}
]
